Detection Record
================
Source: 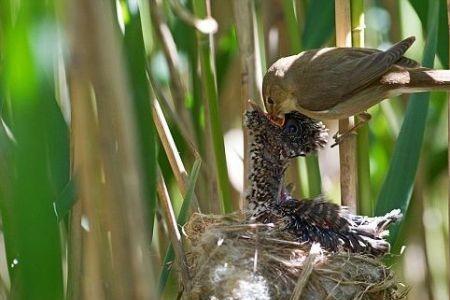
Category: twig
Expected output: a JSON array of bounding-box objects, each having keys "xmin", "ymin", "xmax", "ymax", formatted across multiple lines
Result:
[
  {"xmin": 156, "ymin": 169, "xmax": 191, "ymax": 289},
  {"xmin": 290, "ymin": 244, "xmax": 321, "ymax": 299},
  {"xmin": 335, "ymin": 0, "xmax": 357, "ymax": 212}
]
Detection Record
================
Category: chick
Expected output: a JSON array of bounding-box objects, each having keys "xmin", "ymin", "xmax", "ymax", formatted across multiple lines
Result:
[{"xmin": 245, "ymin": 103, "xmax": 401, "ymax": 255}]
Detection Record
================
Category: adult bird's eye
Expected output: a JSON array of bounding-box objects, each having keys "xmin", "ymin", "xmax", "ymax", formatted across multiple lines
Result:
[{"xmin": 267, "ymin": 97, "xmax": 274, "ymax": 105}]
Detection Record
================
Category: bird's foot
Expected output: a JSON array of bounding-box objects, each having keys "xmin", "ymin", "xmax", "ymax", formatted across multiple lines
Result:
[
  {"xmin": 331, "ymin": 112, "xmax": 372, "ymax": 147},
  {"xmin": 331, "ymin": 130, "xmax": 357, "ymax": 147}
]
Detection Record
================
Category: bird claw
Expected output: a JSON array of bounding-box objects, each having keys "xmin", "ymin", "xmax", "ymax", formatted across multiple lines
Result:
[{"xmin": 331, "ymin": 130, "xmax": 357, "ymax": 147}]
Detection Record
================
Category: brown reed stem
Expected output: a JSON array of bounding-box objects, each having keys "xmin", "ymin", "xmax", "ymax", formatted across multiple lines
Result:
[
  {"xmin": 335, "ymin": 0, "xmax": 357, "ymax": 211},
  {"xmin": 152, "ymin": 99, "xmax": 200, "ymax": 208}
]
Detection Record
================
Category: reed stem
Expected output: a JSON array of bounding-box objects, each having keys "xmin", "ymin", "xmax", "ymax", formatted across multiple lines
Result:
[
  {"xmin": 335, "ymin": 0, "xmax": 357, "ymax": 211},
  {"xmin": 351, "ymin": 0, "xmax": 371, "ymax": 216},
  {"xmin": 232, "ymin": 0, "xmax": 263, "ymax": 207}
]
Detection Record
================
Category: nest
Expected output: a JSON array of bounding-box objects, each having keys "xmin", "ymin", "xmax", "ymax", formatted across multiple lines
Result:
[{"xmin": 183, "ymin": 213, "xmax": 407, "ymax": 300}]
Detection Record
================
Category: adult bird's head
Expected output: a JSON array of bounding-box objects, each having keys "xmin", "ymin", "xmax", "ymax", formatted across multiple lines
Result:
[{"xmin": 262, "ymin": 56, "xmax": 299, "ymax": 127}]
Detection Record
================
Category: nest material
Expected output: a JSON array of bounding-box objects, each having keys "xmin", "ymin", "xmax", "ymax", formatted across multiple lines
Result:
[{"xmin": 183, "ymin": 213, "xmax": 407, "ymax": 300}]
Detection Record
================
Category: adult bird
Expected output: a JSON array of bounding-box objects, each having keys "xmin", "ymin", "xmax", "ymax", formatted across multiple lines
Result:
[{"xmin": 263, "ymin": 36, "xmax": 450, "ymax": 143}]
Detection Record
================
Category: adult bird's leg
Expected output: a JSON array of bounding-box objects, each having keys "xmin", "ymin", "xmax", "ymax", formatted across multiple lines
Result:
[{"xmin": 331, "ymin": 112, "xmax": 372, "ymax": 147}]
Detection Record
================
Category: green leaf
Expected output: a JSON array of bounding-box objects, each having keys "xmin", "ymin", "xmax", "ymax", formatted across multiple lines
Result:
[
  {"xmin": 159, "ymin": 158, "xmax": 202, "ymax": 295},
  {"xmin": 302, "ymin": 0, "xmax": 335, "ymax": 49},
  {"xmin": 192, "ymin": 0, "xmax": 233, "ymax": 213},
  {"xmin": 54, "ymin": 178, "xmax": 77, "ymax": 220},
  {"xmin": 408, "ymin": 0, "xmax": 448, "ymax": 67},
  {"xmin": 375, "ymin": 0, "xmax": 439, "ymax": 245},
  {"xmin": 123, "ymin": 2, "xmax": 157, "ymax": 239},
  {"xmin": 0, "ymin": 1, "xmax": 65, "ymax": 298}
]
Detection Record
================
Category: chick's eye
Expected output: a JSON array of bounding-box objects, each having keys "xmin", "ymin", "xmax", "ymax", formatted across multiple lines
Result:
[
  {"xmin": 267, "ymin": 97, "xmax": 274, "ymax": 105},
  {"xmin": 286, "ymin": 123, "xmax": 298, "ymax": 135}
]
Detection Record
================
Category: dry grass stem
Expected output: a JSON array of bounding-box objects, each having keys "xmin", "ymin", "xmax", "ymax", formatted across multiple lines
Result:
[
  {"xmin": 156, "ymin": 169, "xmax": 191, "ymax": 289},
  {"xmin": 152, "ymin": 99, "xmax": 200, "ymax": 207},
  {"xmin": 335, "ymin": 0, "xmax": 358, "ymax": 211},
  {"xmin": 290, "ymin": 245, "xmax": 320, "ymax": 300},
  {"xmin": 149, "ymin": 76, "xmax": 197, "ymax": 151},
  {"xmin": 148, "ymin": 0, "xmax": 194, "ymax": 136}
]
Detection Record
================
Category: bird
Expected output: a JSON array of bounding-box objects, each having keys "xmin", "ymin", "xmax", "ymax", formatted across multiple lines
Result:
[
  {"xmin": 262, "ymin": 36, "xmax": 450, "ymax": 143},
  {"xmin": 244, "ymin": 102, "xmax": 402, "ymax": 255}
]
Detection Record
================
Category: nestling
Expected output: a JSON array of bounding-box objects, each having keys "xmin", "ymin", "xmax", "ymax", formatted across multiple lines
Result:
[
  {"xmin": 263, "ymin": 36, "xmax": 450, "ymax": 142},
  {"xmin": 245, "ymin": 103, "xmax": 401, "ymax": 255}
]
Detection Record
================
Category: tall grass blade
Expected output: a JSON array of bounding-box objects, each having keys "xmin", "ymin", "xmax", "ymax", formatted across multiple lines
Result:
[
  {"xmin": 0, "ymin": 1, "xmax": 65, "ymax": 298},
  {"xmin": 375, "ymin": 0, "xmax": 439, "ymax": 245},
  {"xmin": 123, "ymin": 1, "xmax": 157, "ymax": 239},
  {"xmin": 159, "ymin": 158, "xmax": 202, "ymax": 294},
  {"xmin": 192, "ymin": 0, "xmax": 233, "ymax": 213}
]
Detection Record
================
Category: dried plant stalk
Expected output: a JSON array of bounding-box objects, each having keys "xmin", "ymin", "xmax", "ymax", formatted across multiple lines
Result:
[
  {"xmin": 152, "ymin": 99, "xmax": 199, "ymax": 208},
  {"xmin": 148, "ymin": 0, "xmax": 194, "ymax": 137},
  {"xmin": 335, "ymin": 0, "xmax": 357, "ymax": 211},
  {"xmin": 156, "ymin": 170, "xmax": 190, "ymax": 289},
  {"xmin": 68, "ymin": 0, "xmax": 155, "ymax": 298}
]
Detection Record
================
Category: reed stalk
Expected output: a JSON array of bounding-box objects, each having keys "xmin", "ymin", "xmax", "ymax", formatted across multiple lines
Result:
[
  {"xmin": 335, "ymin": 0, "xmax": 357, "ymax": 211},
  {"xmin": 232, "ymin": 0, "xmax": 263, "ymax": 207},
  {"xmin": 192, "ymin": 0, "xmax": 233, "ymax": 213},
  {"xmin": 351, "ymin": 0, "xmax": 371, "ymax": 216},
  {"xmin": 68, "ymin": 0, "xmax": 155, "ymax": 298},
  {"xmin": 152, "ymin": 98, "xmax": 200, "ymax": 208}
]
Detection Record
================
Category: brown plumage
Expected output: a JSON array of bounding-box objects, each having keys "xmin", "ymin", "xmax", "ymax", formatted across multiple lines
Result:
[
  {"xmin": 244, "ymin": 104, "xmax": 401, "ymax": 255},
  {"xmin": 263, "ymin": 36, "xmax": 450, "ymax": 125}
]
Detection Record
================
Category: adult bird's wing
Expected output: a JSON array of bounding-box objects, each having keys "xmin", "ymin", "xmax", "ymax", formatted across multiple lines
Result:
[{"xmin": 289, "ymin": 36, "xmax": 417, "ymax": 111}]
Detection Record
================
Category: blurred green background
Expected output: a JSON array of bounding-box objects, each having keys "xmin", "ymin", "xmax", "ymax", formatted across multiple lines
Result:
[{"xmin": 0, "ymin": 0, "xmax": 448, "ymax": 299}]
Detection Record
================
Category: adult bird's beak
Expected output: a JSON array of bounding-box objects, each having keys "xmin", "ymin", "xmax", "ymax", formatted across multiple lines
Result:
[{"xmin": 268, "ymin": 114, "xmax": 285, "ymax": 127}]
